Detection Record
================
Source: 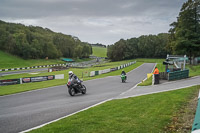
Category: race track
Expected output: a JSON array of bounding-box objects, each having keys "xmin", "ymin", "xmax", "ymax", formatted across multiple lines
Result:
[{"xmin": 0, "ymin": 63, "xmax": 155, "ymax": 133}]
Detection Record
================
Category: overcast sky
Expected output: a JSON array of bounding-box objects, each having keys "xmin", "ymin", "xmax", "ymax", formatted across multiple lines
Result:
[{"xmin": 0, "ymin": 0, "xmax": 186, "ymax": 45}]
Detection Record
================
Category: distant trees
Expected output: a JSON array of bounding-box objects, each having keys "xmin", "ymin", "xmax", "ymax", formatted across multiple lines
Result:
[
  {"xmin": 168, "ymin": 0, "xmax": 200, "ymax": 62},
  {"xmin": 0, "ymin": 20, "xmax": 92, "ymax": 59},
  {"xmin": 107, "ymin": 33, "xmax": 169, "ymax": 61},
  {"xmin": 108, "ymin": 0, "xmax": 200, "ymax": 62}
]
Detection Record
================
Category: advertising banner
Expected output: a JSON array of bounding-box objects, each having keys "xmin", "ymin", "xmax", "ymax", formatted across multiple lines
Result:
[
  {"xmin": 22, "ymin": 75, "xmax": 55, "ymax": 83},
  {"xmin": 47, "ymin": 75, "xmax": 55, "ymax": 80},
  {"xmin": 31, "ymin": 76, "xmax": 48, "ymax": 82},
  {"xmin": 0, "ymin": 79, "xmax": 20, "ymax": 86},
  {"xmin": 22, "ymin": 78, "xmax": 31, "ymax": 83}
]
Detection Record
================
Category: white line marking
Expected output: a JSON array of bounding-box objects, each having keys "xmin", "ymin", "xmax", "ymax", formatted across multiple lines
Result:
[
  {"xmin": 20, "ymin": 98, "xmax": 113, "ymax": 133},
  {"xmin": 116, "ymin": 84, "xmax": 200, "ymax": 100}
]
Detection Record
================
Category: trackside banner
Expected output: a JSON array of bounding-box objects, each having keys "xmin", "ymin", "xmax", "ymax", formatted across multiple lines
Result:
[
  {"xmin": 22, "ymin": 75, "xmax": 55, "ymax": 83},
  {"xmin": 0, "ymin": 79, "xmax": 20, "ymax": 86}
]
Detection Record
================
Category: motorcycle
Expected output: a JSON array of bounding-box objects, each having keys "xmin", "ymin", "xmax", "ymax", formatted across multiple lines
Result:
[
  {"xmin": 67, "ymin": 78, "xmax": 86, "ymax": 96},
  {"xmin": 121, "ymin": 74, "xmax": 126, "ymax": 83}
]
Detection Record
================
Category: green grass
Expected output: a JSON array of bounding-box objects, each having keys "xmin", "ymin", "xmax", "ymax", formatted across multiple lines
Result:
[
  {"xmin": 29, "ymin": 85, "xmax": 200, "ymax": 133},
  {"xmin": 138, "ymin": 75, "xmax": 152, "ymax": 86},
  {"xmin": 0, "ymin": 50, "xmax": 64, "ymax": 69},
  {"xmin": 0, "ymin": 60, "xmax": 141, "ymax": 95},
  {"xmin": 187, "ymin": 64, "xmax": 200, "ymax": 77},
  {"xmin": 92, "ymin": 46, "xmax": 107, "ymax": 57}
]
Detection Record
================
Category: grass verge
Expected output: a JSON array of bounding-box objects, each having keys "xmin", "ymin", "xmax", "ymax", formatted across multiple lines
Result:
[
  {"xmin": 138, "ymin": 75, "xmax": 152, "ymax": 86},
  {"xmin": 187, "ymin": 64, "xmax": 200, "ymax": 77},
  {"xmin": 29, "ymin": 85, "xmax": 200, "ymax": 133}
]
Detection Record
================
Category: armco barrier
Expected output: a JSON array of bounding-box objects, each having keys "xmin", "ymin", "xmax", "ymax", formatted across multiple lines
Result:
[
  {"xmin": 192, "ymin": 91, "xmax": 200, "ymax": 133},
  {"xmin": 0, "ymin": 64, "xmax": 66, "ymax": 72},
  {"xmin": 168, "ymin": 69, "xmax": 189, "ymax": 81}
]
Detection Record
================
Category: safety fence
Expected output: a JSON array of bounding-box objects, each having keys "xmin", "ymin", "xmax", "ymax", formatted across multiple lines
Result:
[
  {"xmin": 89, "ymin": 61, "xmax": 136, "ymax": 77},
  {"xmin": 0, "ymin": 74, "xmax": 64, "ymax": 86},
  {"xmin": 0, "ymin": 64, "xmax": 66, "ymax": 72},
  {"xmin": 192, "ymin": 90, "xmax": 200, "ymax": 133},
  {"xmin": 168, "ymin": 69, "xmax": 189, "ymax": 81}
]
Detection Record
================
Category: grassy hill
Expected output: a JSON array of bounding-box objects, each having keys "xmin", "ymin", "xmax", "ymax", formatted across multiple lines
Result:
[
  {"xmin": 92, "ymin": 46, "xmax": 107, "ymax": 57},
  {"xmin": 0, "ymin": 50, "xmax": 64, "ymax": 69}
]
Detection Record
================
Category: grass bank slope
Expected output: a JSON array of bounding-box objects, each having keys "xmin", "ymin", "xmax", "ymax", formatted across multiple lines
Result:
[
  {"xmin": 92, "ymin": 46, "xmax": 107, "ymax": 57},
  {"xmin": 0, "ymin": 50, "xmax": 64, "ymax": 69}
]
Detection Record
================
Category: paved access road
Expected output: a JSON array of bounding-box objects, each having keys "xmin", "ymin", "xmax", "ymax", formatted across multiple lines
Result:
[
  {"xmin": 117, "ymin": 76, "xmax": 200, "ymax": 99},
  {"xmin": 0, "ymin": 63, "xmax": 155, "ymax": 133}
]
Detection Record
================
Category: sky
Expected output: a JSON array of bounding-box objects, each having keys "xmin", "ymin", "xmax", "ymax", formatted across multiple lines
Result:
[{"xmin": 0, "ymin": 0, "xmax": 187, "ymax": 45}]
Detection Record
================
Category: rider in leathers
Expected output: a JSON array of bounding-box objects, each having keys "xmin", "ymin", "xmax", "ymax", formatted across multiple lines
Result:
[{"xmin": 68, "ymin": 71, "xmax": 81, "ymax": 88}]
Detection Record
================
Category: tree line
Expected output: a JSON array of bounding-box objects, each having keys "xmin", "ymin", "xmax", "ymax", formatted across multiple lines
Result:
[
  {"xmin": 108, "ymin": 0, "xmax": 200, "ymax": 62},
  {"xmin": 107, "ymin": 33, "xmax": 169, "ymax": 61},
  {"xmin": 0, "ymin": 20, "xmax": 92, "ymax": 59},
  {"xmin": 168, "ymin": 0, "xmax": 200, "ymax": 62}
]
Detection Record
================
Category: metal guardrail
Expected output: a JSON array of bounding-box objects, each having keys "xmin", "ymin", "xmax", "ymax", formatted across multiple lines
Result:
[
  {"xmin": 192, "ymin": 90, "xmax": 200, "ymax": 133},
  {"xmin": 0, "ymin": 64, "xmax": 66, "ymax": 72}
]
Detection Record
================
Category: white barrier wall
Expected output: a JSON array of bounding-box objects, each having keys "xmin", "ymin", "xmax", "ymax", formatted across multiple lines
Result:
[
  {"xmin": 99, "ymin": 70, "xmax": 103, "ymax": 75},
  {"xmin": 85, "ymin": 61, "xmax": 136, "ymax": 77},
  {"xmin": 90, "ymin": 71, "xmax": 95, "ymax": 77},
  {"xmin": 102, "ymin": 69, "xmax": 110, "ymax": 74},
  {"xmin": 55, "ymin": 74, "xmax": 64, "ymax": 79}
]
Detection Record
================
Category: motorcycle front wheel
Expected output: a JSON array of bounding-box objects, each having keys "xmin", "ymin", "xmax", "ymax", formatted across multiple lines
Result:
[
  {"xmin": 69, "ymin": 87, "xmax": 75, "ymax": 96},
  {"xmin": 81, "ymin": 85, "xmax": 86, "ymax": 94}
]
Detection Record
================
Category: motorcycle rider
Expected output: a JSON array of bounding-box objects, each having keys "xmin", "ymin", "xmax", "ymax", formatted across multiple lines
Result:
[
  {"xmin": 68, "ymin": 71, "xmax": 81, "ymax": 87},
  {"xmin": 121, "ymin": 70, "xmax": 127, "ymax": 80}
]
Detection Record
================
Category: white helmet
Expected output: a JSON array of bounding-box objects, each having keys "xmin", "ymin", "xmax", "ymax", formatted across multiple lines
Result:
[{"xmin": 68, "ymin": 71, "xmax": 73, "ymax": 75}]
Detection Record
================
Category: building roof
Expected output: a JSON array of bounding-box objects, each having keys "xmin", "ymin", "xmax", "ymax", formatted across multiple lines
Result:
[{"xmin": 61, "ymin": 58, "xmax": 74, "ymax": 62}]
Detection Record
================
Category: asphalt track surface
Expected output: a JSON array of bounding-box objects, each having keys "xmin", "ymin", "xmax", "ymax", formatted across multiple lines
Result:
[{"xmin": 0, "ymin": 63, "xmax": 155, "ymax": 133}]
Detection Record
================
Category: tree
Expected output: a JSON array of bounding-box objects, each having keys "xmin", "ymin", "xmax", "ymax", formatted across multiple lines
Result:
[
  {"xmin": 168, "ymin": 0, "xmax": 200, "ymax": 63},
  {"xmin": 0, "ymin": 20, "xmax": 93, "ymax": 59}
]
